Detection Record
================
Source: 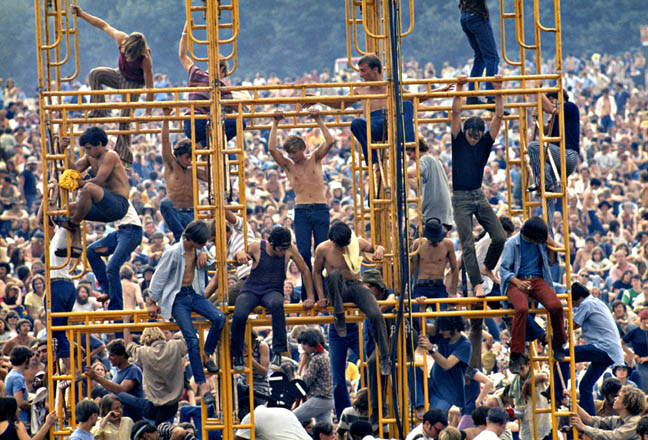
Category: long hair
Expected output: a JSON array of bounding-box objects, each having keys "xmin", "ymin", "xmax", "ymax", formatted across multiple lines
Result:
[
  {"xmin": 120, "ymin": 32, "xmax": 148, "ymax": 61},
  {"xmin": 140, "ymin": 327, "xmax": 165, "ymax": 346},
  {"xmin": 0, "ymin": 397, "xmax": 18, "ymax": 423}
]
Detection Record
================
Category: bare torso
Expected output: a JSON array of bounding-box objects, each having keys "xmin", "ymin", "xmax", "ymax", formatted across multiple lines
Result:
[
  {"xmin": 121, "ymin": 280, "xmax": 141, "ymax": 310},
  {"xmin": 165, "ymin": 162, "xmax": 194, "ymax": 209},
  {"xmin": 182, "ymin": 247, "xmax": 196, "ymax": 286},
  {"xmin": 415, "ymin": 238, "xmax": 452, "ymax": 279},
  {"xmin": 354, "ymin": 85, "xmax": 388, "ymax": 113},
  {"xmin": 286, "ymin": 155, "xmax": 327, "ymax": 204},
  {"xmin": 320, "ymin": 240, "xmax": 362, "ymax": 282},
  {"xmin": 88, "ymin": 152, "xmax": 130, "ymax": 198}
]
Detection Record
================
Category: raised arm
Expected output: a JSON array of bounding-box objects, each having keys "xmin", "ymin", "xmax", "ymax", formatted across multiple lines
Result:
[
  {"xmin": 267, "ymin": 110, "xmax": 291, "ymax": 169},
  {"xmin": 71, "ymin": 5, "xmax": 127, "ymax": 45},
  {"xmin": 178, "ymin": 22, "xmax": 194, "ymax": 73},
  {"xmin": 451, "ymin": 75, "xmax": 467, "ymax": 138},
  {"xmin": 409, "ymin": 238, "xmax": 421, "ymax": 275},
  {"xmin": 311, "ymin": 108, "xmax": 336, "ymax": 161},
  {"xmin": 161, "ymin": 108, "xmax": 174, "ymax": 166},
  {"xmin": 487, "ymin": 75, "xmax": 505, "ymax": 139}
]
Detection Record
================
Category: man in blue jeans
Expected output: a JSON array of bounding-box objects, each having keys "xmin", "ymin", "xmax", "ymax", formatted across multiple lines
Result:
[
  {"xmin": 159, "ymin": 108, "xmax": 209, "ymax": 242},
  {"xmin": 308, "ymin": 55, "xmax": 452, "ymax": 166},
  {"xmin": 56, "ymin": 127, "xmax": 130, "ymax": 258},
  {"xmin": 554, "ymin": 282, "xmax": 624, "ymax": 416},
  {"xmin": 87, "ymin": 201, "xmax": 142, "ymax": 310},
  {"xmin": 147, "ymin": 220, "xmax": 225, "ymax": 405},
  {"xmin": 268, "ymin": 108, "xmax": 334, "ymax": 298},
  {"xmin": 459, "ymin": 0, "xmax": 500, "ymax": 106}
]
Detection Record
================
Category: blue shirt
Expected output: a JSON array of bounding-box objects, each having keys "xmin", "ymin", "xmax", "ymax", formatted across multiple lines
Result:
[
  {"xmin": 113, "ymin": 364, "xmax": 144, "ymax": 398},
  {"xmin": 518, "ymin": 237, "xmax": 543, "ymax": 277},
  {"xmin": 500, "ymin": 233, "xmax": 554, "ymax": 295},
  {"xmin": 148, "ymin": 241, "xmax": 211, "ymax": 320},
  {"xmin": 573, "ymin": 295, "xmax": 624, "ymax": 365},
  {"xmin": 70, "ymin": 428, "xmax": 95, "ymax": 440},
  {"xmin": 5, "ymin": 369, "xmax": 29, "ymax": 425},
  {"xmin": 623, "ymin": 327, "xmax": 648, "ymax": 357},
  {"xmin": 428, "ymin": 333, "xmax": 472, "ymax": 408}
]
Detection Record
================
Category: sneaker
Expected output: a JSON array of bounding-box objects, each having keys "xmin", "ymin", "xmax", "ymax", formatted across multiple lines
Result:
[
  {"xmin": 380, "ymin": 356, "xmax": 392, "ymax": 376},
  {"xmin": 232, "ymin": 356, "xmax": 245, "ymax": 372},
  {"xmin": 509, "ymin": 353, "xmax": 522, "ymax": 374},
  {"xmin": 204, "ymin": 358, "xmax": 219, "ymax": 374},
  {"xmin": 466, "ymin": 96, "xmax": 485, "ymax": 106},
  {"xmin": 202, "ymin": 391, "xmax": 215, "ymax": 406},
  {"xmin": 271, "ymin": 352, "xmax": 282, "ymax": 368}
]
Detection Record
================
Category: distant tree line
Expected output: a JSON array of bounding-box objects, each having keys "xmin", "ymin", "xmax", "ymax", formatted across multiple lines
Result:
[{"xmin": 1, "ymin": 0, "xmax": 646, "ymax": 93}]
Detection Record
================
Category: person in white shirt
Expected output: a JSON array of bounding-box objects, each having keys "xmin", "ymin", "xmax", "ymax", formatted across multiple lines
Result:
[
  {"xmin": 405, "ymin": 408, "xmax": 448, "ymax": 440},
  {"xmin": 474, "ymin": 407, "xmax": 509, "ymax": 440},
  {"xmin": 234, "ymin": 405, "xmax": 311, "ymax": 440}
]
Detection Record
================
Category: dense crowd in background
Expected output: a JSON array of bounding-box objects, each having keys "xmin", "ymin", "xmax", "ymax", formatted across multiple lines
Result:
[{"xmin": 1, "ymin": 44, "xmax": 648, "ymax": 440}]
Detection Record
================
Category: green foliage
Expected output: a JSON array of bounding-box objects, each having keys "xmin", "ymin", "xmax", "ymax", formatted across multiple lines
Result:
[{"xmin": 1, "ymin": 1, "xmax": 647, "ymax": 93}]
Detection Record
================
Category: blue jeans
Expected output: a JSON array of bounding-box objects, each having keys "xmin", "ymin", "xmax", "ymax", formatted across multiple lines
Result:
[
  {"xmin": 408, "ymin": 366, "xmax": 426, "ymax": 409},
  {"xmin": 50, "ymin": 280, "xmax": 76, "ymax": 358},
  {"xmin": 180, "ymin": 405, "xmax": 221, "ymax": 440},
  {"xmin": 350, "ymin": 101, "xmax": 415, "ymax": 165},
  {"xmin": 86, "ymin": 225, "xmax": 143, "ymax": 311},
  {"xmin": 183, "ymin": 117, "xmax": 241, "ymax": 145},
  {"xmin": 160, "ymin": 197, "xmax": 195, "ymax": 242},
  {"xmin": 84, "ymin": 190, "xmax": 129, "ymax": 223},
  {"xmin": 231, "ymin": 291, "xmax": 286, "ymax": 358},
  {"xmin": 172, "ymin": 286, "xmax": 226, "ymax": 385},
  {"xmin": 118, "ymin": 392, "xmax": 177, "ymax": 424},
  {"xmin": 294, "ymin": 204, "xmax": 330, "ymax": 300},
  {"xmin": 86, "ymin": 225, "xmax": 142, "ymax": 310},
  {"xmin": 460, "ymin": 12, "xmax": 499, "ymax": 91},
  {"xmin": 554, "ymin": 344, "xmax": 613, "ymax": 416},
  {"xmin": 328, "ymin": 323, "xmax": 361, "ymax": 419}
]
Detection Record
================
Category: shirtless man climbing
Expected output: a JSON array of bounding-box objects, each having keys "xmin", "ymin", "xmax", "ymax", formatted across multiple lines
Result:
[
  {"xmin": 309, "ymin": 54, "xmax": 452, "ymax": 164},
  {"xmin": 56, "ymin": 127, "xmax": 130, "ymax": 257},
  {"xmin": 159, "ymin": 108, "xmax": 209, "ymax": 241},
  {"xmin": 313, "ymin": 221, "xmax": 391, "ymax": 375},
  {"xmin": 410, "ymin": 218, "xmax": 459, "ymax": 313},
  {"xmin": 268, "ymin": 108, "xmax": 334, "ymax": 295}
]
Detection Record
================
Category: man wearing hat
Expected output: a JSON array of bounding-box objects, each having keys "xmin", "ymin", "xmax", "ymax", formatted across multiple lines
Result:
[
  {"xmin": 410, "ymin": 218, "xmax": 458, "ymax": 317},
  {"xmin": 86, "ymin": 199, "xmax": 142, "ymax": 310}
]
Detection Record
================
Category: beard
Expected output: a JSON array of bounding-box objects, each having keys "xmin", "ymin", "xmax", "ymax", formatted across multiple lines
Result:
[{"xmin": 77, "ymin": 295, "xmax": 89, "ymax": 305}]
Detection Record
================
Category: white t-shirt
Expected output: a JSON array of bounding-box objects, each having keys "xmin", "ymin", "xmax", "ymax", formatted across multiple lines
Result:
[
  {"xmin": 405, "ymin": 424, "xmax": 431, "ymax": 440},
  {"xmin": 115, "ymin": 202, "xmax": 142, "ymax": 227},
  {"xmin": 235, "ymin": 406, "xmax": 311, "ymax": 440},
  {"xmin": 50, "ymin": 228, "xmax": 74, "ymax": 279},
  {"xmin": 474, "ymin": 429, "xmax": 501, "ymax": 440}
]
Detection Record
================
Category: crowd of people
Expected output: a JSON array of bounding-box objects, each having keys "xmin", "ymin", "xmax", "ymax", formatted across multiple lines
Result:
[{"xmin": 1, "ymin": 1, "xmax": 648, "ymax": 439}]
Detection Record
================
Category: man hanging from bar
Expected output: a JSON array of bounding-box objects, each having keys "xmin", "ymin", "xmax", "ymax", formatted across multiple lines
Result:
[{"xmin": 72, "ymin": 5, "xmax": 154, "ymax": 164}]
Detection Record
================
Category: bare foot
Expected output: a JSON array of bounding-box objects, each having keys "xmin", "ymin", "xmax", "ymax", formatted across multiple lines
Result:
[
  {"xmin": 480, "ymin": 267, "xmax": 499, "ymax": 284},
  {"xmin": 474, "ymin": 284, "xmax": 486, "ymax": 298}
]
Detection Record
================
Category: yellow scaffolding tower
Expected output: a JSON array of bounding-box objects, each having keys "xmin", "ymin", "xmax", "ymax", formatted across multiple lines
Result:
[{"xmin": 34, "ymin": 1, "xmax": 578, "ymax": 439}]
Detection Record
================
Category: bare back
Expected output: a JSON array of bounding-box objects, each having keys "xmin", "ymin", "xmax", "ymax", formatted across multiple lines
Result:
[
  {"xmin": 88, "ymin": 151, "xmax": 130, "ymax": 198},
  {"xmin": 284, "ymin": 155, "xmax": 327, "ymax": 204},
  {"xmin": 416, "ymin": 238, "xmax": 453, "ymax": 280},
  {"xmin": 121, "ymin": 279, "xmax": 141, "ymax": 310},
  {"xmin": 165, "ymin": 161, "xmax": 195, "ymax": 208}
]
